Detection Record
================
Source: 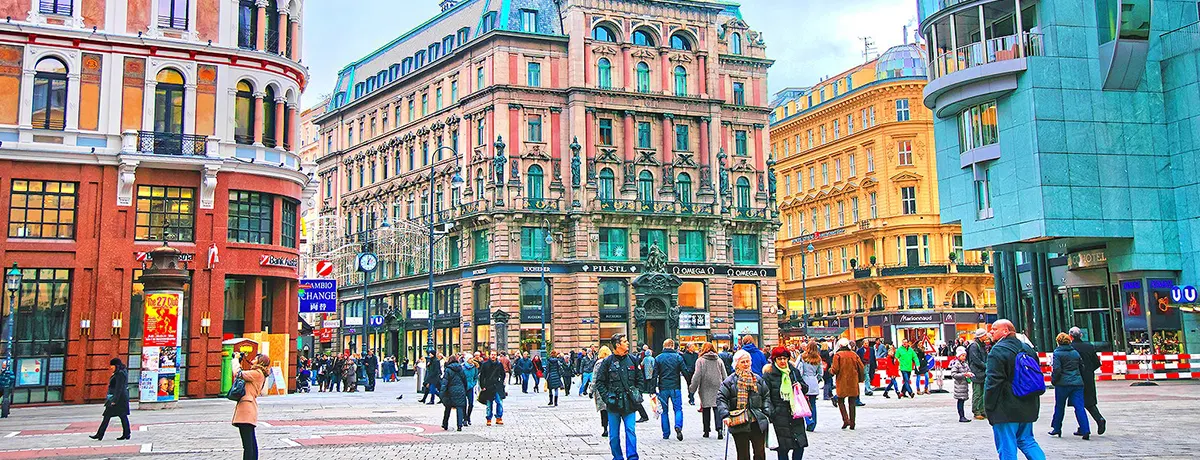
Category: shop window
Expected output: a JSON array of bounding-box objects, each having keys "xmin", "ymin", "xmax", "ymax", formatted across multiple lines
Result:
[
  {"xmin": 600, "ymin": 279, "xmax": 628, "ymax": 310},
  {"xmin": 733, "ymin": 282, "xmax": 758, "ymax": 310},
  {"xmin": 135, "ymin": 186, "xmax": 195, "ymax": 242},
  {"xmin": 599, "ymin": 227, "xmax": 628, "ymax": 260},
  {"xmin": 731, "ymin": 233, "xmax": 758, "ymax": 265},
  {"xmin": 228, "ymin": 191, "xmax": 273, "ymax": 244},
  {"xmin": 521, "ymin": 227, "xmax": 550, "ymax": 260},
  {"xmin": 639, "ymin": 228, "xmax": 666, "ymax": 260},
  {"xmin": 8, "ymin": 180, "xmax": 77, "ymax": 239},
  {"xmin": 32, "ymin": 57, "xmax": 67, "ymax": 131},
  {"xmin": 281, "ymin": 199, "xmax": 297, "ymax": 248},
  {"xmin": 520, "ymin": 279, "xmax": 550, "ymax": 313},
  {"xmin": 223, "ymin": 278, "xmax": 246, "ymax": 336},
  {"xmin": 0, "ymin": 268, "xmax": 70, "ymax": 403},
  {"xmin": 679, "ymin": 281, "xmax": 706, "ymax": 309}
]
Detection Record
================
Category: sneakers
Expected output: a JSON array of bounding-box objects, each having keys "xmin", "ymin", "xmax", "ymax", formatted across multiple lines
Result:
[
  {"xmin": 496, "ymin": 418, "xmax": 504, "ymax": 426},
  {"xmin": 487, "ymin": 419, "xmax": 492, "ymax": 426}
]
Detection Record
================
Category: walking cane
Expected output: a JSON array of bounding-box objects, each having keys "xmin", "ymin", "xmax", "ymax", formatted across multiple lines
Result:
[{"xmin": 723, "ymin": 422, "xmax": 730, "ymax": 460}]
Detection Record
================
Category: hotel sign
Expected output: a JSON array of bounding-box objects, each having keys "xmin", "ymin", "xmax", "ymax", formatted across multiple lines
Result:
[{"xmin": 1068, "ymin": 249, "xmax": 1107, "ymax": 270}]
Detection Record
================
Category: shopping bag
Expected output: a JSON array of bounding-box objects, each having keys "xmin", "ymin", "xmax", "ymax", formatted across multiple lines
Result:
[
  {"xmin": 790, "ymin": 383, "xmax": 812, "ymax": 419},
  {"xmin": 650, "ymin": 394, "xmax": 661, "ymax": 418}
]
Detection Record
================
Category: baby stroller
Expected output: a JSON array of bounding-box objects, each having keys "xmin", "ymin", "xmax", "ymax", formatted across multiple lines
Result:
[{"xmin": 297, "ymin": 369, "xmax": 312, "ymax": 393}]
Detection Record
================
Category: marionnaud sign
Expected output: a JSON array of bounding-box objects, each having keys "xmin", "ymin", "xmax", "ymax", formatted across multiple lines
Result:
[{"xmin": 298, "ymin": 279, "xmax": 337, "ymax": 313}]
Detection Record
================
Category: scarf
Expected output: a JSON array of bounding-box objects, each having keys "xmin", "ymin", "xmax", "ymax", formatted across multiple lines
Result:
[
  {"xmin": 777, "ymin": 364, "xmax": 794, "ymax": 403},
  {"xmin": 735, "ymin": 366, "xmax": 755, "ymax": 410}
]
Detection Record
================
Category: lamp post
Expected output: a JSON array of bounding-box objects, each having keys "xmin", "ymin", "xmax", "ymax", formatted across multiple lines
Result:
[
  {"xmin": 801, "ymin": 244, "xmax": 813, "ymax": 338},
  {"xmin": 540, "ymin": 217, "xmax": 552, "ymax": 354},
  {"xmin": 427, "ymin": 146, "xmax": 466, "ymax": 356},
  {"xmin": 358, "ymin": 219, "xmax": 389, "ymax": 355},
  {"xmin": 3, "ymin": 264, "xmax": 20, "ymax": 367}
]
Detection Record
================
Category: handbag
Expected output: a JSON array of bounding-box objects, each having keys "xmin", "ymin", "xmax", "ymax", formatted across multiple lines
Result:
[
  {"xmin": 227, "ymin": 373, "xmax": 247, "ymax": 401},
  {"xmin": 726, "ymin": 408, "xmax": 751, "ymax": 427},
  {"xmin": 790, "ymin": 383, "xmax": 811, "ymax": 419}
]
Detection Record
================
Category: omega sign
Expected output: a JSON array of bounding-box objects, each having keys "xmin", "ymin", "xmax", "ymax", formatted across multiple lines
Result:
[
  {"xmin": 260, "ymin": 254, "xmax": 299, "ymax": 269},
  {"xmin": 673, "ymin": 266, "xmax": 716, "ymax": 276},
  {"xmin": 727, "ymin": 268, "xmax": 769, "ymax": 278}
]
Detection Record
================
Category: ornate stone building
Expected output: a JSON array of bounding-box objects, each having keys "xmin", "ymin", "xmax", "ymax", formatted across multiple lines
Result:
[{"xmin": 315, "ymin": 0, "xmax": 776, "ymax": 362}]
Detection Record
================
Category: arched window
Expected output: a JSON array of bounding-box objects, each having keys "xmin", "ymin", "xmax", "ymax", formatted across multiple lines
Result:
[
  {"xmin": 592, "ymin": 25, "xmax": 616, "ymax": 42},
  {"xmin": 954, "ymin": 291, "xmax": 974, "ymax": 307},
  {"xmin": 670, "ymin": 34, "xmax": 692, "ymax": 51},
  {"xmin": 674, "ymin": 66, "xmax": 688, "ymax": 96},
  {"xmin": 527, "ymin": 164, "xmax": 544, "ymax": 203},
  {"xmin": 736, "ymin": 176, "xmax": 751, "ymax": 209},
  {"xmin": 676, "ymin": 173, "xmax": 692, "ymax": 206},
  {"xmin": 154, "ymin": 69, "xmax": 186, "ymax": 136},
  {"xmin": 234, "ymin": 80, "xmax": 254, "ymax": 144},
  {"xmin": 31, "ymin": 57, "xmax": 67, "ymax": 131},
  {"xmin": 638, "ymin": 170, "xmax": 655, "ymax": 206},
  {"xmin": 632, "ymin": 30, "xmax": 654, "ymax": 47},
  {"xmin": 475, "ymin": 168, "xmax": 485, "ymax": 199},
  {"xmin": 731, "ymin": 32, "xmax": 743, "ymax": 55},
  {"xmin": 597, "ymin": 58, "xmax": 612, "ymax": 89},
  {"xmin": 636, "ymin": 62, "xmax": 651, "ymax": 93},
  {"xmin": 598, "ymin": 168, "xmax": 615, "ymax": 203},
  {"xmin": 262, "ymin": 86, "xmax": 277, "ymax": 147},
  {"xmin": 872, "ymin": 294, "xmax": 886, "ymax": 311}
]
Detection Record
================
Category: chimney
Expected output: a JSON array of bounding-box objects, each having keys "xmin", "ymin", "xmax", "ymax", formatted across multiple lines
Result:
[
  {"xmin": 902, "ymin": 25, "xmax": 908, "ymax": 45},
  {"xmin": 440, "ymin": 0, "xmax": 460, "ymax": 12}
]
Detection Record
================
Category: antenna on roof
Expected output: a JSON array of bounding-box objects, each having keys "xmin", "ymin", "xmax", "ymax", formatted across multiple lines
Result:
[{"xmin": 859, "ymin": 36, "xmax": 877, "ymax": 63}]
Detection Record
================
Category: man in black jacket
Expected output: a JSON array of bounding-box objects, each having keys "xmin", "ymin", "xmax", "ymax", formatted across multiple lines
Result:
[
  {"xmin": 364, "ymin": 352, "xmax": 379, "ymax": 391},
  {"xmin": 681, "ymin": 344, "xmax": 699, "ymax": 405},
  {"xmin": 1069, "ymin": 327, "xmax": 1106, "ymax": 435},
  {"xmin": 654, "ymin": 339, "xmax": 686, "ymax": 441},
  {"xmin": 966, "ymin": 329, "xmax": 990, "ymax": 420},
  {"xmin": 478, "ymin": 352, "xmax": 506, "ymax": 426},
  {"xmin": 985, "ymin": 320, "xmax": 1045, "ymax": 460},
  {"xmin": 594, "ymin": 333, "xmax": 643, "ymax": 460}
]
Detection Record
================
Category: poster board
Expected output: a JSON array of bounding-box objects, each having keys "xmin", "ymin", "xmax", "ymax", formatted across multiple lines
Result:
[
  {"xmin": 267, "ymin": 365, "xmax": 287, "ymax": 395},
  {"xmin": 244, "ymin": 332, "xmax": 290, "ymax": 393},
  {"xmin": 138, "ymin": 290, "xmax": 183, "ymax": 402}
]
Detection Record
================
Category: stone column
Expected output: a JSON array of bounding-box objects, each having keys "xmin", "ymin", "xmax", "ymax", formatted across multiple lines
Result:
[
  {"xmin": 255, "ymin": 0, "xmax": 268, "ymax": 51},
  {"xmin": 277, "ymin": 7, "xmax": 290, "ymax": 57},
  {"xmin": 290, "ymin": 18, "xmax": 301, "ymax": 60},
  {"xmin": 287, "ymin": 103, "xmax": 298, "ymax": 150},
  {"xmin": 622, "ymin": 44, "xmax": 632, "ymax": 91},
  {"xmin": 253, "ymin": 91, "xmax": 265, "ymax": 146},
  {"xmin": 698, "ymin": 53, "xmax": 708, "ymax": 96},
  {"xmin": 185, "ymin": 83, "xmax": 198, "ymax": 135},
  {"xmin": 659, "ymin": 48, "xmax": 670, "ymax": 94},
  {"xmin": 274, "ymin": 97, "xmax": 286, "ymax": 147},
  {"xmin": 699, "ymin": 117, "xmax": 711, "ymax": 167},
  {"xmin": 661, "ymin": 113, "xmax": 674, "ymax": 167},
  {"xmin": 585, "ymin": 108, "xmax": 596, "ymax": 162},
  {"xmin": 623, "ymin": 110, "xmax": 635, "ymax": 162}
]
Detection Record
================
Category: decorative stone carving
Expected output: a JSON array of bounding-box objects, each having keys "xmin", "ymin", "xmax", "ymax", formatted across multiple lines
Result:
[
  {"xmin": 116, "ymin": 160, "xmax": 138, "ymax": 207},
  {"xmin": 200, "ymin": 165, "xmax": 220, "ymax": 209},
  {"xmin": 570, "ymin": 137, "xmax": 582, "ymax": 188}
]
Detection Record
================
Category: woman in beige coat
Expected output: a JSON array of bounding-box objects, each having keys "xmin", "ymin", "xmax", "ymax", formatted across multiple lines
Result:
[{"xmin": 233, "ymin": 354, "xmax": 269, "ymax": 460}]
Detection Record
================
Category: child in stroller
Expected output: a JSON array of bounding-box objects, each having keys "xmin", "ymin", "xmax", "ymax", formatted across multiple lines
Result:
[{"xmin": 297, "ymin": 368, "xmax": 312, "ymax": 393}]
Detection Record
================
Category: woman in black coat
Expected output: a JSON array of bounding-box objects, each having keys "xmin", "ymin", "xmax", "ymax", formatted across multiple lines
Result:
[
  {"xmin": 440, "ymin": 355, "xmax": 469, "ymax": 431},
  {"xmin": 544, "ymin": 350, "xmax": 565, "ymax": 406},
  {"xmin": 90, "ymin": 358, "xmax": 131, "ymax": 441},
  {"xmin": 717, "ymin": 351, "xmax": 772, "ymax": 460},
  {"xmin": 424, "ymin": 355, "xmax": 443, "ymax": 405},
  {"xmin": 762, "ymin": 347, "xmax": 809, "ymax": 460}
]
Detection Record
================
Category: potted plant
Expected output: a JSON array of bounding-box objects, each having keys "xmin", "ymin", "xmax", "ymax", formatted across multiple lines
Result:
[
  {"xmin": 869, "ymin": 255, "xmax": 877, "ymax": 266},
  {"xmin": 850, "ymin": 258, "xmax": 858, "ymax": 269},
  {"xmin": 868, "ymin": 255, "xmax": 878, "ymax": 276}
]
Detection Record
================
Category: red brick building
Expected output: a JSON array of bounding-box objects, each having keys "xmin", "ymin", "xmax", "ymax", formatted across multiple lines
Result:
[{"xmin": 0, "ymin": 0, "xmax": 310, "ymax": 405}]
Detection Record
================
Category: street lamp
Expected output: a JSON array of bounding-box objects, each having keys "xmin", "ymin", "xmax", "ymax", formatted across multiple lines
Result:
[
  {"xmin": 4, "ymin": 264, "xmax": 21, "ymax": 367},
  {"xmin": 359, "ymin": 219, "xmax": 390, "ymax": 355},
  {"xmin": 801, "ymin": 244, "xmax": 813, "ymax": 338},
  {"xmin": 540, "ymin": 217, "xmax": 552, "ymax": 354},
  {"xmin": 427, "ymin": 146, "xmax": 466, "ymax": 356}
]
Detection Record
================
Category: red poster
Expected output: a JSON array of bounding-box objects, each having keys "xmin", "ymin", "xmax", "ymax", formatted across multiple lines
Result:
[{"xmin": 143, "ymin": 292, "xmax": 182, "ymax": 347}]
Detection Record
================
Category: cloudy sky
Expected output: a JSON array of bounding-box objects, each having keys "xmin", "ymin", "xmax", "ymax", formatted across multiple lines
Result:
[{"xmin": 300, "ymin": 0, "xmax": 919, "ymax": 107}]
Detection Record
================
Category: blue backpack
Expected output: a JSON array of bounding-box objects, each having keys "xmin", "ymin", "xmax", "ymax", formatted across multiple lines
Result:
[{"xmin": 1011, "ymin": 349, "xmax": 1046, "ymax": 398}]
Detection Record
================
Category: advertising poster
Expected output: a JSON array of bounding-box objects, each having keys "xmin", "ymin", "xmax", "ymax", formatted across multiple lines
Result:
[
  {"xmin": 17, "ymin": 358, "xmax": 42, "ymax": 386},
  {"xmin": 140, "ymin": 291, "xmax": 183, "ymax": 402}
]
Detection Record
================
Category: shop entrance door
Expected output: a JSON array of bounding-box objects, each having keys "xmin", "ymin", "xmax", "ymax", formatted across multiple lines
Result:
[{"xmin": 646, "ymin": 318, "xmax": 667, "ymax": 353}]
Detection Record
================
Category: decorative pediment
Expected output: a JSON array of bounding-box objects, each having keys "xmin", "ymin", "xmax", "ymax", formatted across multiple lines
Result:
[
  {"xmin": 635, "ymin": 150, "xmax": 660, "ymax": 166},
  {"xmin": 669, "ymin": 53, "xmax": 693, "ymax": 64},
  {"xmin": 673, "ymin": 153, "xmax": 697, "ymax": 168},
  {"xmin": 596, "ymin": 148, "xmax": 621, "ymax": 164},
  {"xmin": 631, "ymin": 49, "xmax": 657, "ymax": 60},
  {"xmin": 524, "ymin": 143, "xmax": 551, "ymax": 161},
  {"xmin": 860, "ymin": 177, "xmax": 878, "ymax": 188},
  {"xmin": 723, "ymin": 17, "xmax": 750, "ymax": 31},
  {"xmin": 890, "ymin": 171, "xmax": 922, "ymax": 183},
  {"xmin": 593, "ymin": 45, "xmax": 618, "ymax": 56},
  {"xmin": 730, "ymin": 158, "xmax": 757, "ymax": 173}
]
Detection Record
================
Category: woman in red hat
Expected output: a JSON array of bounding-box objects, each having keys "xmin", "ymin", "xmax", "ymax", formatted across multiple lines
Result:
[{"xmin": 762, "ymin": 346, "xmax": 808, "ymax": 460}]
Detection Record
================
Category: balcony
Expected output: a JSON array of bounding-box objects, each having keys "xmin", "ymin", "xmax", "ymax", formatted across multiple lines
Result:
[
  {"xmin": 459, "ymin": 200, "xmax": 490, "ymax": 217},
  {"xmin": 523, "ymin": 198, "xmax": 561, "ymax": 212},
  {"xmin": 732, "ymin": 206, "xmax": 771, "ymax": 221},
  {"xmin": 853, "ymin": 262, "xmax": 991, "ymax": 279},
  {"xmin": 924, "ymin": 32, "xmax": 1042, "ymax": 117},
  {"xmin": 1163, "ymin": 21, "xmax": 1200, "ymax": 61},
  {"xmin": 595, "ymin": 199, "xmax": 717, "ymax": 216},
  {"xmin": 136, "ymin": 131, "xmax": 208, "ymax": 156}
]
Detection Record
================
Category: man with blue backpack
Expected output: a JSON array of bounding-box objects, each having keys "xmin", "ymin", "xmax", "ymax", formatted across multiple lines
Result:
[{"xmin": 985, "ymin": 319, "xmax": 1046, "ymax": 460}]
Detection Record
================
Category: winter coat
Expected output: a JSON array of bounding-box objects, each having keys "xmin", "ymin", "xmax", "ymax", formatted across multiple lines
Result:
[
  {"xmin": 881, "ymin": 356, "xmax": 899, "ymax": 378},
  {"xmin": 463, "ymin": 362, "xmax": 479, "ymax": 390},
  {"xmin": 948, "ymin": 358, "xmax": 972, "ymax": 400},
  {"xmin": 762, "ymin": 363, "xmax": 809, "ymax": 451},
  {"xmin": 967, "ymin": 339, "xmax": 989, "ymax": 375},
  {"xmin": 895, "ymin": 346, "xmax": 920, "ymax": 372},
  {"xmin": 718, "ymin": 351, "xmax": 734, "ymax": 376},
  {"xmin": 514, "ymin": 357, "xmax": 533, "ymax": 374},
  {"xmin": 545, "ymin": 357, "xmax": 565, "ymax": 389},
  {"xmin": 594, "ymin": 354, "xmax": 644, "ymax": 416},
  {"xmin": 1051, "ymin": 344, "xmax": 1084, "ymax": 387},
  {"xmin": 232, "ymin": 368, "xmax": 265, "ymax": 426},
  {"xmin": 478, "ymin": 359, "xmax": 505, "ymax": 402},
  {"xmin": 1072, "ymin": 340, "xmax": 1100, "ymax": 407},
  {"xmin": 798, "ymin": 360, "xmax": 821, "ymax": 396},
  {"xmin": 688, "ymin": 352, "xmax": 728, "ymax": 408},
  {"xmin": 440, "ymin": 363, "xmax": 469, "ymax": 407},
  {"xmin": 0, "ymin": 369, "xmax": 14, "ymax": 391},
  {"xmin": 579, "ymin": 355, "xmax": 596, "ymax": 374},
  {"xmin": 424, "ymin": 358, "xmax": 443, "ymax": 390},
  {"xmin": 681, "ymin": 350, "xmax": 699, "ymax": 378},
  {"xmin": 103, "ymin": 367, "xmax": 130, "ymax": 417},
  {"xmin": 740, "ymin": 343, "xmax": 769, "ymax": 377},
  {"xmin": 830, "ymin": 348, "xmax": 864, "ymax": 398},
  {"xmin": 985, "ymin": 335, "xmax": 1041, "ymax": 425},
  {"xmin": 654, "ymin": 348, "xmax": 685, "ymax": 392},
  {"xmin": 715, "ymin": 372, "xmax": 772, "ymax": 435},
  {"xmin": 592, "ymin": 359, "xmax": 608, "ymax": 412}
]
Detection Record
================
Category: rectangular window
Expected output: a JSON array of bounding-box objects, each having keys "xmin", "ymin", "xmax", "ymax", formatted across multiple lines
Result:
[
  {"xmin": 810, "ymin": 208, "xmax": 818, "ymax": 232},
  {"xmin": 408, "ymin": 99, "xmax": 415, "ymax": 121},
  {"xmin": 901, "ymin": 186, "xmax": 917, "ymax": 215},
  {"xmin": 679, "ymin": 230, "xmax": 706, "ymax": 262},
  {"xmin": 600, "ymin": 279, "xmax": 628, "ymax": 310},
  {"xmin": 808, "ymin": 167, "xmax": 814, "ymax": 190},
  {"xmin": 958, "ymin": 100, "xmax": 999, "ymax": 153},
  {"xmin": 637, "ymin": 121, "xmax": 651, "ymax": 149},
  {"xmin": 473, "ymin": 229, "xmax": 489, "ymax": 263},
  {"xmin": 679, "ymin": 281, "xmax": 706, "ymax": 309},
  {"xmin": 8, "ymin": 180, "xmax": 76, "ymax": 239},
  {"xmin": 228, "ymin": 191, "xmax": 273, "ymax": 244},
  {"xmin": 819, "ymin": 125, "xmax": 826, "ymax": 144},
  {"xmin": 3, "ymin": 267, "xmax": 71, "ymax": 397},
  {"xmin": 834, "ymin": 159, "xmax": 842, "ymax": 181},
  {"xmin": 868, "ymin": 106, "xmax": 876, "ymax": 126},
  {"xmin": 451, "ymin": 81, "xmax": 459, "ymax": 103},
  {"xmin": 527, "ymin": 62, "xmax": 541, "ymax": 87},
  {"xmin": 848, "ymin": 153, "xmax": 857, "ymax": 177},
  {"xmin": 896, "ymin": 98, "xmax": 911, "ymax": 121},
  {"xmin": 841, "ymin": 247, "xmax": 849, "ymax": 272},
  {"xmin": 833, "ymin": 119, "xmax": 840, "ymax": 139},
  {"xmin": 953, "ymin": 235, "xmax": 964, "ymax": 263},
  {"xmin": 869, "ymin": 192, "xmax": 878, "ymax": 219},
  {"xmin": 599, "ymin": 119, "xmax": 614, "ymax": 145},
  {"xmin": 476, "ymin": 119, "xmax": 485, "ymax": 145},
  {"xmin": 281, "ymin": 199, "xmax": 297, "ymax": 248},
  {"xmin": 421, "ymin": 94, "xmax": 428, "ymax": 116},
  {"xmin": 806, "ymin": 129, "xmax": 813, "ymax": 148},
  {"xmin": 675, "ymin": 124, "xmax": 689, "ymax": 151},
  {"xmin": 520, "ymin": 279, "xmax": 549, "ymax": 312},
  {"xmin": 866, "ymin": 148, "xmax": 875, "ymax": 172},
  {"xmin": 851, "ymin": 197, "xmax": 859, "ymax": 223},
  {"xmin": 731, "ymin": 233, "xmax": 759, "ymax": 265},
  {"xmin": 735, "ymin": 130, "xmax": 748, "ymax": 156},
  {"xmin": 639, "ymin": 229, "xmax": 667, "ymax": 261},
  {"xmin": 976, "ymin": 166, "xmax": 994, "ymax": 219},
  {"xmin": 783, "ymin": 175, "xmax": 791, "ymax": 196},
  {"xmin": 823, "ymin": 204, "xmax": 831, "ymax": 229},
  {"xmin": 898, "ymin": 140, "xmax": 913, "ymax": 166},
  {"xmin": 826, "ymin": 249, "xmax": 834, "ymax": 274},
  {"xmin": 520, "ymin": 9, "xmax": 538, "ymax": 33},
  {"xmin": 847, "ymin": 114, "xmax": 854, "ymax": 135},
  {"xmin": 40, "ymin": 0, "xmax": 73, "ymax": 15},
  {"xmin": 135, "ymin": 184, "xmax": 195, "ymax": 241},
  {"xmin": 821, "ymin": 163, "xmax": 828, "ymax": 186},
  {"xmin": 527, "ymin": 115, "xmax": 543, "ymax": 142},
  {"xmin": 477, "ymin": 67, "xmax": 485, "ymax": 90},
  {"xmin": 520, "ymin": 227, "xmax": 549, "ymax": 260},
  {"xmin": 837, "ymin": 200, "xmax": 845, "ymax": 226},
  {"xmin": 733, "ymin": 282, "xmax": 758, "ymax": 310},
  {"xmin": 599, "ymin": 227, "xmax": 628, "ymax": 260},
  {"xmin": 436, "ymin": 88, "xmax": 443, "ymax": 110},
  {"xmin": 733, "ymin": 82, "xmax": 745, "ymax": 105}
]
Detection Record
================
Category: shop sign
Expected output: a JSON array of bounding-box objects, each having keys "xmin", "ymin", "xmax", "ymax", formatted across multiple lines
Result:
[
  {"xmin": 321, "ymin": 319, "xmax": 341, "ymax": 329},
  {"xmin": 139, "ymin": 290, "xmax": 183, "ymax": 403},
  {"xmin": 727, "ymin": 267, "xmax": 772, "ymax": 278},
  {"xmin": 345, "ymin": 316, "xmax": 365, "ymax": 326},
  {"xmin": 581, "ymin": 264, "xmax": 641, "ymax": 274},
  {"xmin": 790, "ymin": 227, "xmax": 847, "ymax": 245},
  {"xmin": 672, "ymin": 265, "xmax": 718, "ymax": 276},
  {"xmin": 474, "ymin": 309, "xmax": 492, "ymax": 324},
  {"xmin": 599, "ymin": 311, "xmax": 628, "ymax": 322},
  {"xmin": 942, "ymin": 313, "xmax": 955, "ymax": 324},
  {"xmin": 260, "ymin": 254, "xmax": 299, "ymax": 269},
  {"xmin": 896, "ymin": 313, "xmax": 938, "ymax": 324},
  {"xmin": 806, "ymin": 327, "xmax": 847, "ymax": 336},
  {"xmin": 316, "ymin": 328, "xmax": 334, "ymax": 343},
  {"xmin": 1067, "ymin": 249, "xmax": 1107, "ymax": 270},
  {"xmin": 16, "ymin": 358, "xmax": 42, "ymax": 386},
  {"xmin": 409, "ymin": 309, "xmax": 429, "ymax": 320},
  {"xmin": 135, "ymin": 252, "xmax": 195, "ymax": 263},
  {"xmin": 954, "ymin": 313, "xmax": 987, "ymax": 324},
  {"xmin": 298, "ymin": 279, "xmax": 338, "ymax": 313},
  {"xmin": 679, "ymin": 312, "xmax": 711, "ymax": 330}
]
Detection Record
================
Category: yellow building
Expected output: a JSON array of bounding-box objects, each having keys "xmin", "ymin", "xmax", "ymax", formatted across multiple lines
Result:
[{"xmin": 769, "ymin": 44, "xmax": 995, "ymax": 346}]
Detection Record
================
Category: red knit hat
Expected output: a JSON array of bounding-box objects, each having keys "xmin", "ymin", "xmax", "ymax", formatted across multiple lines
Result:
[{"xmin": 770, "ymin": 346, "xmax": 790, "ymax": 360}]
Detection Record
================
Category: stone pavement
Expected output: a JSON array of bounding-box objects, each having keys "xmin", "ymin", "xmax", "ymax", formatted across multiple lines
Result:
[{"xmin": 0, "ymin": 377, "xmax": 1197, "ymax": 459}]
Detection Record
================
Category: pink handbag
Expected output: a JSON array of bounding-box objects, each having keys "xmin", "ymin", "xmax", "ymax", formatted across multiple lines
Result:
[{"xmin": 791, "ymin": 383, "xmax": 812, "ymax": 419}]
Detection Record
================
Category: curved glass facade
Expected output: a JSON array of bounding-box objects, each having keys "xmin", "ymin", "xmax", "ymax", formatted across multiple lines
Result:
[
  {"xmin": 1096, "ymin": 0, "xmax": 1152, "ymax": 43},
  {"xmin": 875, "ymin": 44, "xmax": 928, "ymax": 80}
]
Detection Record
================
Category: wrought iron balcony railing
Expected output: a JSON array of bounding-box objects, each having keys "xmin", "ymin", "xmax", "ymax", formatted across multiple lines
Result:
[
  {"xmin": 524, "ymin": 197, "xmax": 561, "ymax": 212},
  {"xmin": 732, "ymin": 206, "xmax": 770, "ymax": 220},
  {"xmin": 136, "ymin": 131, "xmax": 208, "ymax": 156},
  {"xmin": 597, "ymin": 199, "xmax": 716, "ymax": 216}
]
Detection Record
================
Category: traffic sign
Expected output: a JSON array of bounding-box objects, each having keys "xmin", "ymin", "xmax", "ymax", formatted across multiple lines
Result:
[
  {"xmin": 1172, "ymin": 286, "xmax": 1183, "ymax": 303},
  {"xmin": 1186, "ymin": 286, "xmax": 1198, "ymax": 303},
  {"xmin": 315, "ymin": 260, "xmax": 334, "ymax": 277},
  {"xmin": 369, "ymin": 315, "xmax": 385, "ymax": 328}
]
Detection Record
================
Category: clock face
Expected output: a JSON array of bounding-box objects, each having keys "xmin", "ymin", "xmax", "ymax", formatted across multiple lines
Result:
[{"xmin": 359, "ymin": 253, "xmax": 378, "ymax": 272}]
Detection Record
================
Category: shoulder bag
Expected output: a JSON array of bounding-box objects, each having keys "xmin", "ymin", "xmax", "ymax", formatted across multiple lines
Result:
[{"xmin": 227, "ymin": 371, "xmax": 247, "ymax": 401}]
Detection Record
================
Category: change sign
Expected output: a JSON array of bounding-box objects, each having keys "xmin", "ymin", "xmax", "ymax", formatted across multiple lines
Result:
[{"xmin": 299, "ymin": 279, "xmax": 338, "ymax": 313}]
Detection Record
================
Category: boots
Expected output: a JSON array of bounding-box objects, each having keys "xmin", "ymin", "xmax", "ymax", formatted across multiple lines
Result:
[
  {"xmin": 837, "ymin": 399, "xmax": 850, "ymax": 429},
  {"xmin": 554, "ymin": 394, "xmax": 559, "ymax": 406},
  {"xmin": 848, "ymin": 401, "xmax": 857, "ymax": 430},
  {"xmin": 495, "ymin": 417, "xmax": 504, "ymax": 426}
]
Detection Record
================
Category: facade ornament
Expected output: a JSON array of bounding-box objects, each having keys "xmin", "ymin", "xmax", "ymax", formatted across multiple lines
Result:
[
  {"xmin": 493, "ymin": 136, "xmax": 507, "ymax": 185},
  {"xmin": 646, "ymin": 242, "xmax": 667, "ymax": 274},
  {"xmin": 570, "ymin": 136, "xmax": 582, "ymax": 189},
  {"xmin": 550, "ymin": 159, "xmax": 564, "ymax": 191},
  {"xmin": 116, "ymin": 159, "xmax": 139, "ymax": 207},
  {"xmin": 717, "ymin": 149, "xmax": 729, "ymax": 196},
  {"xmin": 621, "ymin": 160, "xmax": 635, "ymax": 192}
]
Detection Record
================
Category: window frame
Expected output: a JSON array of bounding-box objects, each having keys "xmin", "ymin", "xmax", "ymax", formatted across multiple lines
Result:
[
  {"xmin": 7, "ymin": 179, "xmax": 77, "ymax": 239},
  {"xmin": 227, "ymin": 190, "xmax": 274, "ymax": 245},
  {"xmin": 31, "ymin": 57, "xmax": 68, "ymax": 131},
  {"xmin": 135, "ymin": 185, "xmax": 196, "ymax": 242}
]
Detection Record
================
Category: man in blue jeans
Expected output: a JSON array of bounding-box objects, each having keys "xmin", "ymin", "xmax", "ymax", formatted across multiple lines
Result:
[
  {"xmin": 595, "ymin": 333, "xmax": 643, "ymax": 460},
  {"xmin": 478, "ymin": 351, "xmax": 506, "ymax": 426},
  {"xmin": 985, "ymin": 320, "xmax": 1045, "ymax": 460},
  {"xmin": 653, "ymin": 339, "xmax": 685, "ymax": 441}
]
